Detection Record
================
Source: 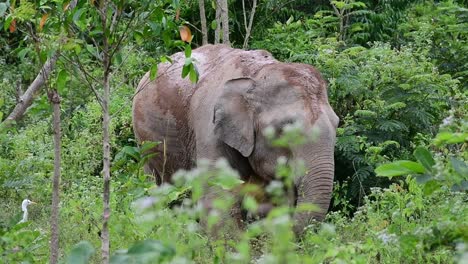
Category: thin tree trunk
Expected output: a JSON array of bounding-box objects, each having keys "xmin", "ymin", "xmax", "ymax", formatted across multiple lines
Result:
[
  {"xmin": 101, "ymin": 62, "xmax": 111, "ymax": 264},
  {"xmin": 49, "ymin": 89, "xmax": 61, "ymax": 264},
  {"xmin": 220, "ymin": 0, "xmax": 230, "ymax": 45},
  {"xmin": 99, "ymin": 1, "xmax": 111, "ymax": 263},
  {"xmin": 2, "ymin": 53, "xmax": 59, "ymax": 125},
  {"xmin": 242, "ymin": 0, "xmax": 257, "ymax": 49},
  {"xmin": 214, "ymin": 0, "xmax": 221, "ymax": 44},
  {"xmin": 198, "ymin": 0, "xmax": 208, "ymax": 45}
]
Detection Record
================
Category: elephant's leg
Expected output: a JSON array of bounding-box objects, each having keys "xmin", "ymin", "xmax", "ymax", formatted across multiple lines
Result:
[{"xmin": 199, "ymin": 186, "xmax": 245, "ymax": 240}]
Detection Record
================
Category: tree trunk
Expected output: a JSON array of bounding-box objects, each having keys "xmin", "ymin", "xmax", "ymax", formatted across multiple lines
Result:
[
  {"xmin": 100, "ymin": 1, "xmax": 111, "ymax": 263},
  {"xmin": 214, "ymin": 0, "xmax": 221, "ymax": 44},
  {"xmin": 242, "ymin": 0, "xmax": 257, "ymax": 49},
  {"xmin": 198, "ymin": 0, "xmax": 208, "ymax": 45},
  {"xmin": 2, "ymin": 53, "xmax": 59, "ymax": 125},
  {"xmin": 101, "ymin": 63, "xmax": 111, "ymax": 264},
  {"xmin": 220, "ymin": 0, "xmax": 230, "ymax": 45},
  {"xmin": 49, "ymin": 89, "xmax": 61, "ymax": 264}
]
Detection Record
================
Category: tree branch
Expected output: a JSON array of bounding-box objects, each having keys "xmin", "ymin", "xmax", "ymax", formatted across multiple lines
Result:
[
  {"xmin": 242, "ymin": 0, "xmax": 257, "ymax": 49},
  {"xmin": 198, "ymin": 0, "xmax": 208, "ymax": 45},
  {"xmin": 2, "ymin": 52, "xmax": 59, "ymax": 125}
]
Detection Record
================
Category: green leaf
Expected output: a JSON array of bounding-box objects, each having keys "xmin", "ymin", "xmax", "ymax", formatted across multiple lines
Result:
[
  {"xmin": 242, "ymin": 196, "xmax": 258, "ymax": 212},
  {"xmin": 295, "ymin": 203, "xmax": 319, "ymax": 213},
  {"xmin": 114, "ymin": 52, "xmax": 123, "ymax": 66},
  {"xmin": 56, "ymin": 70, "xmax": 69, "ymax": 92},
  {"xmin": 332, "ymin": 1, "xmax": 346, "ymax": 9},
  {"xmin": 211, "ymin": 20, "xmax": 217, "ymax": 30},
  {"xmin": 121, "ymin": 146, "xmax": 140, "ymax": 161},
  {"xmin": 171, "ymin": 0, "xmax": 180, "ymax": 8},
  {"xmin": 160, "ymin": 55, "xmax": 172, "ymax": 64},
  {"xmin": 181, "ymin": 64, "xmax": 190, "ymax": 78},
  {"xmin": 127, "ymin": 240, "xmax": 175, "ymax": 256},
  {"xmin": 149, "ymin": 65, "xmax": 158, "ymax": 81},
  {"xmin": 66, "ymin": 241, "xmax": 95, "ymax": 264},
  {"xmin": 450, "ymin": 157, "xmax": 468, "ymax": 177},
  {"xmin": 4, "ymin": 16, "xmax": 13, "ymax": 31},
  {"xmin": 17, "ymin": 48, "xmax": 30, "ymax": 60},
  {"xmin": 413, "ymin": 147, "xmax": 435, "ymax": 173},
  {"xmin": 189, "ymin": 64, "xmax": 198, "ymax": 83},
  {"xmin": 423, "ymin": 180, "xmax": 441, "ymax": 195},
  {"xmin": 133, "ymin": 31, "xmax": 143, "ymax": 45},
  {"xmin": 375, "ymin": 160, "xmax": 425, "ymax": 177},
  {"xmin": 434, "ymin": 132, "xmax": 468, "ymax": 146},
  {"xmin": 184, "ymin": 57, "xmax": 192, "ymax": 66},
  {"xmin": 140, "ymin": 141, "xmax": 159, "ymax": 153},
  {"xmin": 209, "ymin": 176, "xmax": 244, "ymax": 190},
  {"xmin": 110, "ymin": 240, "xmax": 175, "ymax": 264},
  {"xmin": 72, "ymin": 8, "xmax": 86, "ymax": 29},
  {"xmin": 184, "ymin": 44, "xmax": 192, "ymax": 58}
]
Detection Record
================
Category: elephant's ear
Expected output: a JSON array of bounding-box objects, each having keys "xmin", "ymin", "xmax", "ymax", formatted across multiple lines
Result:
[{"xmin": 213, "ymin": 78, "xmax": 255, "ymax": 157}]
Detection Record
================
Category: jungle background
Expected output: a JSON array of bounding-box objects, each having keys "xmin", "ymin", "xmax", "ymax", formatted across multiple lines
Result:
[{"xmin": 0, "ymin": 0, "xmax": 467, "ymax": 263}]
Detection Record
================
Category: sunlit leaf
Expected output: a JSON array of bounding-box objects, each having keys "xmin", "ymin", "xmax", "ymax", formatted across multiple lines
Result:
[
  {"xmin": 189, "ymin": 64, "xmax": 198, "ymax": 83},
  {"xmin": 413, "ymin": 147, "xmax": 434, "ymax": 173},
  {"xmin": 423, "ymin": 180, "xmax": 441, "ymax": 195},
  {"xmin": 181, "ymin": 64, "xmax": 190, "ymax": 78},
  {"xmin": 295, "ymin": 203, "xmax": 319, "ymax": 213},
  {"xmin": 179, "ymin": 25, "xmax": 192, "ymax": 42},
  {"xmin": 184, "ymin": 44, "xmax": 191, "ymax": 58},
  {"xmin": 140, "ymin": 141, "xmax": 159, "ymax": 153},
  {"xmin": 242, "ymin": 195, "xmax": 258, "ymax": 212},
  {"xmin": 375, "ymin": 160, "xmax": 425, "ymax": 177},
  {"xmin": 149, "ymin": 64, "xmax": 158, "ymax": 81},
  {"xmin": 208, "ymin": 175, "xmax": 244, "ymax": 190},
  {"xmin": 160, "ymin": 55, "xmax": 172, "ymax": 64}
]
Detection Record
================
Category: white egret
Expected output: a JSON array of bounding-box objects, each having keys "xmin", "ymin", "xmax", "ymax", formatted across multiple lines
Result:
[{"xmin": 18, "ymin": 199, "xmax": 36, "ymax": 223}]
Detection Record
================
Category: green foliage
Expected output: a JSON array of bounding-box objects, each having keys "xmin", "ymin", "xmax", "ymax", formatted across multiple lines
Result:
[
  {"xmin": 253, "ymin": 3, "xmax": 463, "ymax": 206},
  {"xmin": 0, "ymin": 223, "xmax": 45, "ymax": 263},
  {"xmin": 376, "ymin": 110, "xmax": 468, "ymax": 194},
  {"xmin": 398, "ymin": 1, "xmax": 468, "ymax": 87},
  {"xmin": 1, "ymin": 0, "xmax": 467, "ymax": 262}
]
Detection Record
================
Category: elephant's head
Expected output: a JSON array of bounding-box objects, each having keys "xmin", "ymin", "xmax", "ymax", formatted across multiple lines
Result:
[{"xmin": 213, "ymin": 64, "xmax": 339, "ymax": 235}]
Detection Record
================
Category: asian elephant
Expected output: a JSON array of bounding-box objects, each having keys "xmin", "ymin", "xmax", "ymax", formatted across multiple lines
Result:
[{"xmin": 132, "ymin": 44, "xmax": 339, "ymax": 235}]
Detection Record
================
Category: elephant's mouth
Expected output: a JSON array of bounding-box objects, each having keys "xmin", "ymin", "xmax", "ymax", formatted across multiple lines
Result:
[{"xmin": 241, "ymin": 181, "xmax": 298, "ymax": 223}]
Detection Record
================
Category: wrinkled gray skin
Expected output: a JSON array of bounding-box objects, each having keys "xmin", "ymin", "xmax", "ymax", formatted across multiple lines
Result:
[{"xmin": 132, "ymin": 44, "xmax": 339, "ymax": 235}]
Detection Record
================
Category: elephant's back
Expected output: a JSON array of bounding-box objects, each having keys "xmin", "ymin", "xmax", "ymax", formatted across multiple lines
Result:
[{"xmin": 132, "ymin": 45, "xmax": 280, "ymax": 180}]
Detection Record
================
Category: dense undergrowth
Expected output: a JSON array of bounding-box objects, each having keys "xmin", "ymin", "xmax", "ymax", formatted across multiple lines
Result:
[{"xmin": 1, "ymin": 0, "xmax": 467, "ymax": 263}]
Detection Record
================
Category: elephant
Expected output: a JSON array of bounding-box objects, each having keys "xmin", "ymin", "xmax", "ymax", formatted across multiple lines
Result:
[{"xmin": 132, "ymin": 44, "xmax": 339, "ymax": 235}]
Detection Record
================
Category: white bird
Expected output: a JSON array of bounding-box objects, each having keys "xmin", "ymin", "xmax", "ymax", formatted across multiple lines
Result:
[{"xmin": 18, "ymin": 199, "xmax": 36, "ymax": 223}]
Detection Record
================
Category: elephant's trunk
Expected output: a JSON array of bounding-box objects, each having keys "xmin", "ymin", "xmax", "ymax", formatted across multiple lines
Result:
[
  {"xmin": 292, "ymin": 114, "xmax": 336, "ymax": 235},
  {"xmin": 292, "ymin": 155, "xmax": 334, "ymax": 235}
]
